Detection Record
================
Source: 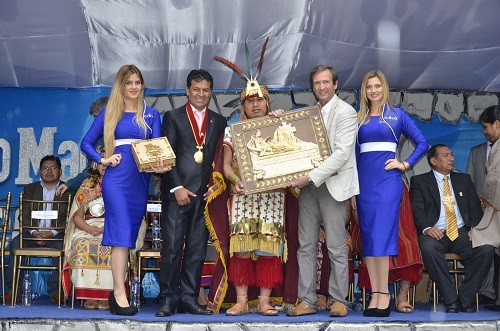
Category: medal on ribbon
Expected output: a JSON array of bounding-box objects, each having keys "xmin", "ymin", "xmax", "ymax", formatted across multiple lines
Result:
[{"xmin": 186, "ymin": 102, "xmax": 208, "ymax": 163}]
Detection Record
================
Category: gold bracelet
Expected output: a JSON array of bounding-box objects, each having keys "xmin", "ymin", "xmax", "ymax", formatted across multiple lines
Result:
[{"xmin": 227, "ymin": 172, "xmax": 240, "ymax": 185}]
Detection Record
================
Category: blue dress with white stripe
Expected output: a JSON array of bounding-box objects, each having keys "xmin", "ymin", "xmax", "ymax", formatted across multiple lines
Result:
[
  {"xmin": 355, "ymin": 106, "xmax": 428, "ymax": 256},
  {"xmin": 81, "ymin": 106, "xmax": 162, "ymax": 248}
]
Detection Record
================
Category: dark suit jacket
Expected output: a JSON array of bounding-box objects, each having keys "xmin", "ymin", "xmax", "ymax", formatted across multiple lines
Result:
[
  {"xmin": 161, "ymin": 105, "xmax": 227, "ymax": 201},
  {"xmin": 409, "ymin": 170, "xmax": 483, "ymax": 235},
  {"xmin": 21, "ymin": 181, "xmax": 70, "ymax": 230},
  {"xmin": 466, "ymin": 142, "xmax": 488, "ymax": 196}
]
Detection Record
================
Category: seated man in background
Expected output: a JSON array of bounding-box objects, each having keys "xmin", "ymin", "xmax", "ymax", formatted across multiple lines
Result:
[
  {"xmin": 2, "ymin": 155, "xmax": 71, "ymax": 303},
  {"xmin": 409, "ymin": 144, "xmax": 494, "ymax": 313}
]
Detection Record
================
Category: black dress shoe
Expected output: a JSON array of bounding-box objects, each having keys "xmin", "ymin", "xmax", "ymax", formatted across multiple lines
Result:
[
  {"xmin": 460, "ymin": 302, "xmax": 477, "ymax": 313},
  {"xmin": 156, "ymin": 303, "xmax": 174, "ymax": 317},
  {"xmin": 178, "ymin": 300, "xmax": 213, "ymax": 315},
  {"xmin": 478, "ymin": 294, "xmax": 496, "ymax": 305},
  {"xmin": 108, "ymin": 291, "xmax": 138, "ymax": 316},
  {"xmin": 444, "ymin": 300, "xmax": 459, "ymax": 313},
  {"xmin": 485, "ymin": 304, "xmax": 500, "ymax": 312}
]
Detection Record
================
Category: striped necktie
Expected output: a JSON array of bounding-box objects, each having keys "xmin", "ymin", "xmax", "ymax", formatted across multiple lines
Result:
[{"xmin": 443, "ymin": 175, "xmax": 458, "ymax": 241}]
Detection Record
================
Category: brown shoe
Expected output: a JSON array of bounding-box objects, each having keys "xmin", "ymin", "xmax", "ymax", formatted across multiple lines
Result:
[
  {"xmin": 330, "ymin": 301, "xmax": 348, "ymax": 317},
  {"xmin": 1, "ymin": 291, "xmax": 13, "ymax": 303},
  {"xmin": 286, "ymin": 301, "xmax": 316, "ymax": 316},
  {"xmin": 50, "ymin": 292, "xmax": 65, "ymax": 304}
]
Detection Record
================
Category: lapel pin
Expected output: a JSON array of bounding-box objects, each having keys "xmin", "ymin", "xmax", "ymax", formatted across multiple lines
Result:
[{"xmin": 459, "ymin": 192, "xmax": 463, "ymax": 196}]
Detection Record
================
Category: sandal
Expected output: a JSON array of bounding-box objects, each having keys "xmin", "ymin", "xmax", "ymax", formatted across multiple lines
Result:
[
  {"xmin": 226, "ymin": 295, "xmax": 250, "ymax": 316},
  {"xmin": 395, "ymin": 299, "xmax": 413, "ymax": 313},
  {"xmin": 225, "ymin": 302, "xmax": 250, "ymax": 316},
  {"xmin": 395, "ymin": 281, "xmax": 413, "ymax": 313},
  {"xmin": 83, "ymin": 299, "xmax": 98, "ymax": 310},
  {"xmin": 257, "ymin": 304, "xmax": 279, "ymax": 316},
  {"xmin": 97, "ymin": 300, "xmax": 110, "ymax": 310},
  {"xmin": 258, "ymin": 295, "xmax": 278, "ymax": 316},
  {"xmin": 315, "ymin": 294, "xmax": 329, "ymax": 310}
]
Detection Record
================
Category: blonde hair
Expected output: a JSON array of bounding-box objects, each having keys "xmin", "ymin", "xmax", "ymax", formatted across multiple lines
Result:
[
  {"xmin": 104, "ymin": 65, "xmax": 147, "ymax": 157},
  {"xmin": 357, "ymin": 70, "xmax": 391, "ymax": 124}
]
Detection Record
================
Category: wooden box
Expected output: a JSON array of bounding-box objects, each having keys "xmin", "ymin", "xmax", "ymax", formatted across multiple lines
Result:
[
  {"xmin": 231, "ymin": 105, "xmax": 331, "ymax": 194},
  {"xmin": 131, "ymin": 137, "xmax": 176, "ymax": 172}
]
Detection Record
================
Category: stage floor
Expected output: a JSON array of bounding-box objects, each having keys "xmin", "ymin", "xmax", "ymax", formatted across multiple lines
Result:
[{"xmin": 1, "ymin": 297, "xmax": 500, "ymax": 331}]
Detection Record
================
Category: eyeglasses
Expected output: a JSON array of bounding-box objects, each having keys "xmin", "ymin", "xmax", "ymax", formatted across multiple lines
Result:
[{"xmin": 40, "ymin": 166, "xmax": 60, "ymax": 172}]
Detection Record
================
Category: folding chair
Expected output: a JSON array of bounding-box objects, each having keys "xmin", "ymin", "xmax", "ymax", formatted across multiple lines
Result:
[
  {"xmin": 12, "ymin": 193, "xmax": 71, "ymax": 307},
  {"xmin": 0, "ymin": 192, "xmax": 12, "ymax": 305}
]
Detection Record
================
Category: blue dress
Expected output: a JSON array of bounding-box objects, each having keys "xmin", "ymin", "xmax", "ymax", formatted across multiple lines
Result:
[
  {"xmin": 356, "ymin": 106, "xmax": 428, "ymax": 257},
  {"xmin": 81, "ymin": 107, "xmax": 162, "ymax": 248}
]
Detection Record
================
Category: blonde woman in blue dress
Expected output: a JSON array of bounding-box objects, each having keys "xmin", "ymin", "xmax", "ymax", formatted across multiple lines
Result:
[
  {"xmin": 81, "ymin": 64, "xmax": 170, "ymax": 315},
  {"xmin": 355, "ymin": 70, "xmax": 428, "ymax": 317}
]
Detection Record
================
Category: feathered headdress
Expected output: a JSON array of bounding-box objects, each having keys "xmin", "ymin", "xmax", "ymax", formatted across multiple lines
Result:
[{"xmin": 213, "ymin": 37, "xmax": 269, "ymax": 100}]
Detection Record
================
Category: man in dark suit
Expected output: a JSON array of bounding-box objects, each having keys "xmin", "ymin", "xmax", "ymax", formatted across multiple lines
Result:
[
  {"xmin": 156, "ymin": 70, "xmax": 227, "ymax": 316},
  {"xmin": 466, "ymin": 105, "xmax": 498, "ymax": 305},
  {"xmin": 410, "ymin": 144, "xmax": 494, "ymax": 313},
  {"xmin": 1, "ymin": 155, "xmax": 70, "ymax": 303}
]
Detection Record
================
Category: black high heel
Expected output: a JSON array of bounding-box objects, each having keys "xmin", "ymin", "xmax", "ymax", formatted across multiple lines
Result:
[
  {"xmin": 363, "ymin": 307, "xmax": 377, "ymax": 316},
  {"xmin": 108, "ymin": 291, "xmax": 138, "ymax": 316},
  {"xmin": 374, "ymin": 292, "xmax": 391, "ymax": 317},
  {"xmin": 363, "ymin": 291, "xmax": 380, "ymax": 317}
]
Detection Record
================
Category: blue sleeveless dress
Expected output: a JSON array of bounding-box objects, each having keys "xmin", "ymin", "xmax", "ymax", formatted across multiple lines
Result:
[
  {"xmin": 355, "ymin": 106, "xmax": 428, "ymax": 256},
  {"xmin": 81, "ymin": 107, "xmax": 162, "ymax": 248}
]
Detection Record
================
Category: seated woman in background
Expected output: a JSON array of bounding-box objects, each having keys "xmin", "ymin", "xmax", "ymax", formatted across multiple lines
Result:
[{"xmin": 63, "ymin": 148, "xmax": 111, "ymax": 310}]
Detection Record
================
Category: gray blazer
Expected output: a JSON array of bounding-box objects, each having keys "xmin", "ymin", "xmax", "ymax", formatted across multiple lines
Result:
[
  {"xmin": 466, "ymin": 142, "xmax": 488, "ymax": 196},
  {"xmin": 308, "ymin": 95, "xmax": 359, "ymax": 202}
]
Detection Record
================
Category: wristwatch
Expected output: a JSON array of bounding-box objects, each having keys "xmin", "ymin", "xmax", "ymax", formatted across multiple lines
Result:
[{"xmin": 308, "ymin": 176, "xmax": 314, "ymax": 186}]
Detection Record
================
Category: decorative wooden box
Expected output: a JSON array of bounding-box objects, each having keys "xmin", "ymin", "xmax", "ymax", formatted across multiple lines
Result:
[{"xmin": 131, "ymin": 137, "xmax": 176, "ymax": 172}]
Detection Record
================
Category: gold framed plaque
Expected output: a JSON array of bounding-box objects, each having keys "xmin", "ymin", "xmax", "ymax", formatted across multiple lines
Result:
[
  {"xmin": 231, "ymin": 105, "xmax": 331, "ymax": 194},
  {"xmin": 131, "ymin": 137, "xmax": 176, "ymax": 172}
]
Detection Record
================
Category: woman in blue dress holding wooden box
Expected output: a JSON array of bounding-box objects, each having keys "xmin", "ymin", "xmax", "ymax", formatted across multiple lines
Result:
[{"xmin": 81, "ymin": 64, "xmax": 170, "ymax": 315}]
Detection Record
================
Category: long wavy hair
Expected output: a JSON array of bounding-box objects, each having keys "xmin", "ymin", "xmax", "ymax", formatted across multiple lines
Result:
[
  {"xmin": 104, "ymin": 64, "xmax": 147, "ymax": 157},
  {"xmin": 357, "ymin": 70, "xmax": 391, "ymax": 124}
]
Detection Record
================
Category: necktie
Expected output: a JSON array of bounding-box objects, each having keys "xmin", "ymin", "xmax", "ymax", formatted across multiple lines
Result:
[
  {"xmin": 443, "ymin": 175, "xmax": 458, "ymax": 241},
  {"xmin": 194, "ymin": 110, "xmax": 204, "ymax": 128}
]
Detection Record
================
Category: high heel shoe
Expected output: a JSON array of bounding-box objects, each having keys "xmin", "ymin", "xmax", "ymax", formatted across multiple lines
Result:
[
  {"xmin": 108, "ymin": 291, "xmax": 138, "ymax": 316},
  {"xmin": 374, "ymin": 292, "xmax": 391, "ymax": 317},
  {"xmin": 363, "ymin": 307, "xmax": 377, "ymax": 316},
  {"xmin": 363, "ymin": 291, "xmax": 379, "ymax": 317}
]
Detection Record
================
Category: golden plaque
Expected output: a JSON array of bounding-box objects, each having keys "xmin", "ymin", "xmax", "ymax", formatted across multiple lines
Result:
[
  {"xmin": 131, "ymin": 137, "xmax": 176, "ymax": 172},
  {"xmin": 231, "ymin": 105, "xmax": 331, "ymax": 194}
]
